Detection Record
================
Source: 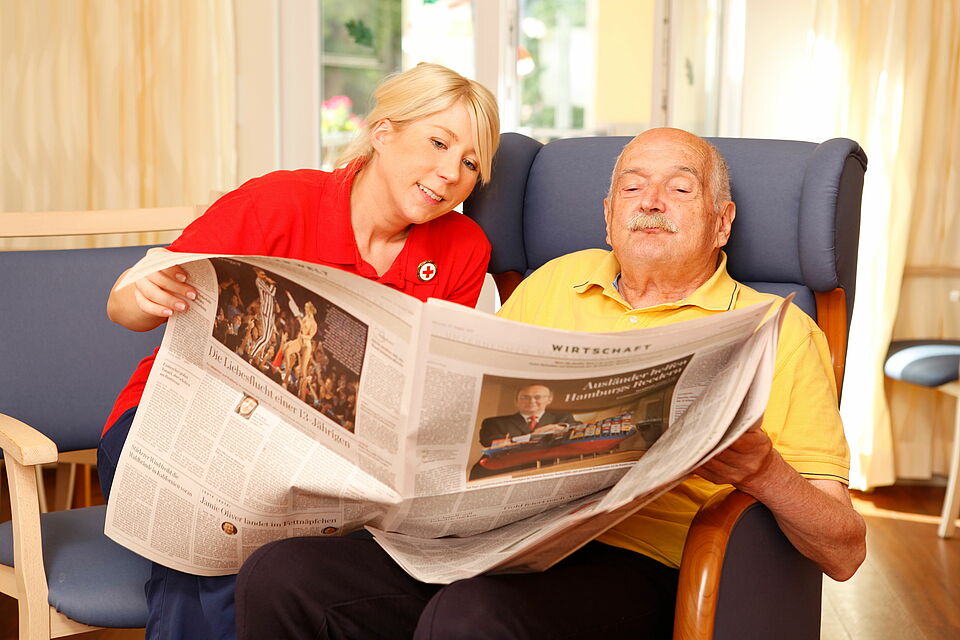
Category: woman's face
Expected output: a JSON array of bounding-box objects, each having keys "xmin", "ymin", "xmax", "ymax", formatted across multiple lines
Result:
[{"xmin": 370, "ymin": 100, "xmax": 480, "ymax": 226}]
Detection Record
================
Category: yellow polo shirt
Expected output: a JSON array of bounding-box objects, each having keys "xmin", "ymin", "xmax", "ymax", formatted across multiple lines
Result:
[{"xmin": 497, "ymin": 249, "xmax": 850, "ymax": 568}]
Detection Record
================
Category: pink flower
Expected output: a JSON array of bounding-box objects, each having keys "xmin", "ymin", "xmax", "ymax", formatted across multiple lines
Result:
[{"xmin": 322, "ymin": 95, "xmax": 353, "ymax": 111}]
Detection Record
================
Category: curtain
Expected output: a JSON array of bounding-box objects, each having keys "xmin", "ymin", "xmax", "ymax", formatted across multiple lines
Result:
[
  {"xmin": 805, "ymin": 0, "xmax": 960, "ymax": 489},
  {"xmin": 0, "ymin": 0, "xmax": 236, "ymax": 246},
  {"xmin": 885, "ymin": 3, "xmax": 960, "ymax": 481}
]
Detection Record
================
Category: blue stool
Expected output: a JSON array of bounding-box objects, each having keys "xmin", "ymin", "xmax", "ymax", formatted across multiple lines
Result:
[{"xmin": 885, "ymin": 340, "xmax": 960, "ymax": 537}]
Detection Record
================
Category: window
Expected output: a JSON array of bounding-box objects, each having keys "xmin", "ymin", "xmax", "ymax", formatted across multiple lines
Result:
[
  {"xmin": 237, "ymin": 1, "xmax": 736, "ymax": 175},
  {"xmin": 658, "ymin": 0, "xmax": 743, "ymax": 137},
  {"xmin": 517, "ymin": 0, "xmax": 595, "ymax": 140},
  {"xmin": 319, "ymin": 2, "xmax": 403, "ymax": 168}
]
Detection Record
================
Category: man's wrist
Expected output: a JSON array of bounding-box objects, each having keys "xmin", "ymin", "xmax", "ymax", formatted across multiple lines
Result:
[{"xmin": 734, "ymin": 448, "xmax": 794, "ymax": 499}]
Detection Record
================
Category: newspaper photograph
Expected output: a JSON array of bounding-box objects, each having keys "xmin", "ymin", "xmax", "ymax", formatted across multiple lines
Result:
[
  {"xmin": 208, "ymin": 258, "xmax": 366, "ymax": 434},
  {"xmin": 370, "ymin": 313, "xmax": 779, "ymax": 582},
  {"xmin": 104, "ymin": 249, "xmax": 784, "ymax": 581},
  {"xmin": 466, "ymin": 361, "xmax": 687, "ymax": 482}
]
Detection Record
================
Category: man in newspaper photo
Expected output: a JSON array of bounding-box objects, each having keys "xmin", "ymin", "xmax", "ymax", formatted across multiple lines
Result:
[
  {"xmin": 235, "ymin": 128, "xmax": 867, "ymax": 639},
  {"xmin": 469, "ymin": 382, "xmax": 579, "ymax": 480},
  {"xmin": 478, "ymin": 383, "xmax": 577, "ymax": 446}
]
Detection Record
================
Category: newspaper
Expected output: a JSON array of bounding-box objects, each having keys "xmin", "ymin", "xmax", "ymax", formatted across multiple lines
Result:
[{"xmin": 104, "ymin": 249, "xmax": 785, "ymax": 583}]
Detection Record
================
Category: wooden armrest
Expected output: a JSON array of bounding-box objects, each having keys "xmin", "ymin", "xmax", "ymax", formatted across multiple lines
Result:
[
  {"xmin": 492, "ymin": 271, "xmax": 524, "ymax": 304},
  {"xmin": 674, "ymin": 487, "xmax": 823, "ymax": 640},
  {"xmin": 0, "ymin": 413, "xmax": 54, "ymax": 638},
  {"xmin": 0, "ymin": 413, "xmax": 58, "ymax": 466},
  {"xmin": 673, "ymin": 487, "xmax": 751, "ymax": 640},
  {"xmin": 814, "ymin": 288, "xmax": 848, "ymax": 392}
]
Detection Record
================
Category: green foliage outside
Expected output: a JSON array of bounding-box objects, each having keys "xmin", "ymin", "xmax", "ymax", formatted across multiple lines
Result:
[
  {"xmin": 520, "ymin": 0, "xmax": 587, "ymax": 131},
  {"xmin": 321, "ymin": 0, "xmax": 402, "ymax": 132}
]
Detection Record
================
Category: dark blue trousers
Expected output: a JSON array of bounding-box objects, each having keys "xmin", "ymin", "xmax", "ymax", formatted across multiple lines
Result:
[
  {"xmin": 99, "ymin": 408, "xmax": 238, "ymax": 640},
  {"xmin": 236, "ymin": 535, "xmax": 679, "ymax": 640}
]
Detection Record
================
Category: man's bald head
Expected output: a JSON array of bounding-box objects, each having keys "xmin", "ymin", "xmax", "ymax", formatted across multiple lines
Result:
[{"xmin": 609, "ymin": 128, "xmax": 731, "ymax": 213}]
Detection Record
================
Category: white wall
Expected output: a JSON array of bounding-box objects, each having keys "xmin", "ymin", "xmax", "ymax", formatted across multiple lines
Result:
[
  {"xmin": 235, "ymin": 1, "xmax": 321, "ymax": 185},
  {"xmin": 594, "ymin": 0, "xmax": 655, "ymax": 134}
]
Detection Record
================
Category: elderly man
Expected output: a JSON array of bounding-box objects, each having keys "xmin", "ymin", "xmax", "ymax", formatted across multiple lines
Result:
[
  {"xmin": 235, "ymin": 128, "xmax": 866, "ymax": 640},
  {"xmin": 478, "ymin": 383, "xmax": 576, "ymax": 446}
]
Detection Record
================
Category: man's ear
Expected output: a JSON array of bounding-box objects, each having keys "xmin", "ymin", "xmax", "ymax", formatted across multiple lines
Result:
[
  {"xmin": 603, "ymin": 196, "xmax": 613, "ymax": 246},
  {"xmin": 370, "ymin": 118, "xmax": 394, "ymax": 153},
  {"xmin": 715, "ymin": 200, "xmax": 736, "ymax": 248}
]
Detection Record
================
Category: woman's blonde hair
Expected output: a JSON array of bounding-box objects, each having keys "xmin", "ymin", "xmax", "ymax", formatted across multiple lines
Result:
[{"xmin": 337, "ymin": 63, "xmax": 500, "ymax": 184}]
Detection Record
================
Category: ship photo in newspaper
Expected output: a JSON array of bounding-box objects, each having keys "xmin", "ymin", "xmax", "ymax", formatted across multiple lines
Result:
[
  {"xmin": 207, "ymin": 258, "xmax": 366, "ymax": 434},
  {"xmin": 467, "ymin": 357, "xmax": 691, "ymax": 481}
]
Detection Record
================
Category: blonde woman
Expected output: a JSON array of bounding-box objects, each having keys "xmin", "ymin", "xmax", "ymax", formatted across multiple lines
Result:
[{"xmin": 98, "ymin": 63, "xmax": 500, "ymax": 640}]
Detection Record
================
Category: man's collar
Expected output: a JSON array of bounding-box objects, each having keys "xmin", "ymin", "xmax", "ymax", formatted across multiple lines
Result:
[
  {"xmin": 572, "ymin": 251, "xmax": 627, "ymax": 301},
  {"xmin": 573, "ymin": 251, "xmax": 739, "ymax": 312}
]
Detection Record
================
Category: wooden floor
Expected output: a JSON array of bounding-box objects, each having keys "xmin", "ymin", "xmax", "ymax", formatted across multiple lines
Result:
[
  {"xmin": 822, "ymin": 486, "xmax": 960, "ymax": 640},
  {"xmin": 1, "ymin": 473, "xmax": 958, "ymax": 639}
]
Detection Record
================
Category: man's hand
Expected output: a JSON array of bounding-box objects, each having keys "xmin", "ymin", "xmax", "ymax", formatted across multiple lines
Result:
[
  {"xmin": 107, "ymin": 266, "xmax": 197, "ymax": 332},
  {"xmin": 694, "ymin": 425, "xmax": 776, "ymax": 492},
  {"xmin": 532, "ymin": 423, "xmax": 567, "ymax": 436},
  {"xmin": 695, "ymin": 424, "xmax": 866, "ymax": 582}
]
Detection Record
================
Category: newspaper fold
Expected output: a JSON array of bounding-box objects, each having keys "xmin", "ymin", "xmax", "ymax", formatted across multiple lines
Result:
[{"xmin": 105, "ymin": 249, "xmax": 786, "ymax": 583}]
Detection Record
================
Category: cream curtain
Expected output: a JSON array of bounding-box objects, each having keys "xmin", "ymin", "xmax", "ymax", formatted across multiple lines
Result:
[
  {"xmin": 804, "ymin": 0, "xmax": 960, "ymax": 489},
  {"xmin": 885, "ymin": 3, "xmax": 960, "ymax": 481},
  {"xmin": 1, "ymin": 0, "xmax": 236, "ymax": 245}
]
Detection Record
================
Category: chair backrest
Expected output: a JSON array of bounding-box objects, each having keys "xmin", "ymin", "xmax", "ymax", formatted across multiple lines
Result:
[
  {"xmin": 464, "ymin": 133, "xmax": 867, "ymax": 387},
  {"xmin": 0, "ymin": 207, "xmax": 202, "ymax": 453}
]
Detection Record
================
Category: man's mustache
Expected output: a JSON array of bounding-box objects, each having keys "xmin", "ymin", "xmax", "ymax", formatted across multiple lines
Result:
[{"xmin": 626, "ymin": 212, "xmax": 678, "ymax": 233}]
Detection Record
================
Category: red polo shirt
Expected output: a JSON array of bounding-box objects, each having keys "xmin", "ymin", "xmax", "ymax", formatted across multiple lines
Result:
[{"xmin": 104, "ymin": 164, "xmax": 490, "ymax": 434}]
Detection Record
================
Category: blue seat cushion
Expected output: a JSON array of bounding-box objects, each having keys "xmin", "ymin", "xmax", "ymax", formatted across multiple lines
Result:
[
  {"xmin": 0, "ymin": 504, "xmax": 150, "ymax": 628},
  {"xmin": 884, "ymin": 340, "xmax": 960, "ymax": 388}
]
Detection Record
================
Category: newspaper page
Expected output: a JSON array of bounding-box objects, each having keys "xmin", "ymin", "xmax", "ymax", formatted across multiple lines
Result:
[
  {"xmin": 104, "ymin": 250, "xmax": 782, "ymax": 580},
  {"xmin": 369, "ymin": 305, "xmax": 782, "ymax": 582},
  {"xmin": 105, "ymin": 250, "xmax": 428, "ymax": 574}
]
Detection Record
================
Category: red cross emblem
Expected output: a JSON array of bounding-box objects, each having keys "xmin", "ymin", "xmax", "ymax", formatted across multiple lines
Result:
[{"xmin": 417, "ymin": 260, "xmax": 437, "ymax": 282}]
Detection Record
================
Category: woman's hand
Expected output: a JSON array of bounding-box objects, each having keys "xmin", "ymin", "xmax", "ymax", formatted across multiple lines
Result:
[{"xmin": 107, "ymin": 265, "xmax": 197, "ymax": 332}]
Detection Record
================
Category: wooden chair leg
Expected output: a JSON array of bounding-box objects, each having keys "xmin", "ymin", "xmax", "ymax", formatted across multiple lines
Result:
[
  {"xmin": 53, "ymin": 462, "xmax": 77, "ymax": 511},
  {"xmin": 938, "ymin": 388, "xmax": 960, "ymax": 538},
  {"xmin": 80, "ymin": 462, "xmax": 93, "ymax": 507},
  {"xmin": 34, "ymin": 465, "xmax": 48, "ymax": 514},
  {"xmin": 7, "ymin": 455, "xmax": 54, "ymax": 640}
]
